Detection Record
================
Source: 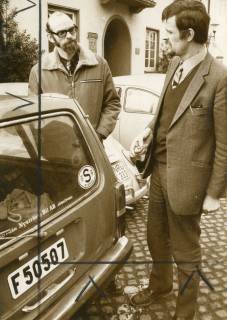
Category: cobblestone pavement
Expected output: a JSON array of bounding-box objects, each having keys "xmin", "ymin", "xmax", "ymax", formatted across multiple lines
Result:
[{"xmin": 73, "ymin": 197, "xmax": 227, "ymax": 320}]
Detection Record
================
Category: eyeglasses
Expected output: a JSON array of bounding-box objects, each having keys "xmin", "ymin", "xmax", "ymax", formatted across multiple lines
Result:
[{"xmin": 50, "ymin": 25, "xmax": 77, "ymax": 38}]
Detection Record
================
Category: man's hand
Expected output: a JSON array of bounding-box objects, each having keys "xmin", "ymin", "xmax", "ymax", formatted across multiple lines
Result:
[
  {"xmin": 130, "ymin": 128, "xmax": 152, "ymax": 158},
  {"xmin": 202, "ymin": 194, "xmax": 220, "ymax": 214}
]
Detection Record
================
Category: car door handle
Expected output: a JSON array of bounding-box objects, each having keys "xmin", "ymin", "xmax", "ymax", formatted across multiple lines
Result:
[{"xmin": 22, "ymin": 268, "xmax": 76, "ymax": 313}]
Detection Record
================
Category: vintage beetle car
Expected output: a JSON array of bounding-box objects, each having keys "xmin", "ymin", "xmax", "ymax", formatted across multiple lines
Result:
[
  {"xmin": 104, "ymin": 136, "xmax": 148, "ymax": 205},
  {"xmin": 0, "ymin": 93, "xmax": 132, "ymax": 320},
  {"xmin": 113, "ymin": 74, "xmax": 165, "ymax": 150}
]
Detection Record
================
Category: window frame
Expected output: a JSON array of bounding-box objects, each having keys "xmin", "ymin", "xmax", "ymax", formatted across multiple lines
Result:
[
  {"xmin": 145, "ymin": 28, "xmax": 159, "ymax": 73},
  {"xmin": 123, "ymin": 87, "xmax": 159, "ymax": 115}
]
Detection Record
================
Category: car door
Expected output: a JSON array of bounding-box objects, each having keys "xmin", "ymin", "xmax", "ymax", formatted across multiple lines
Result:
[{"xmin": 118, "ymin": 87, "xmax": 159, "ymax": 150}]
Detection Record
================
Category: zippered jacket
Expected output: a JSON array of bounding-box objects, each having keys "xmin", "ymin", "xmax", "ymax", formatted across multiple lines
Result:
[{"xmin": 28, "ymin": 45, "xmax": 121, "ymax": 138}]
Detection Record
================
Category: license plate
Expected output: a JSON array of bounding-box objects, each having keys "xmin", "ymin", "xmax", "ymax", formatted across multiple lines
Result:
[
  {"xmin": 8, "ymin": 238, "xmax": 69, "ymax": 299},
  {"xmin": 112, "ymin": 161, "xmax": 129, "ymax": 182}
]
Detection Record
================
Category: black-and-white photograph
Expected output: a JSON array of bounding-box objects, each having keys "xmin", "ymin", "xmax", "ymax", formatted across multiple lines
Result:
[{"xmin": 0, "ymin": 0, "xmax": 227, "ymax": 319}]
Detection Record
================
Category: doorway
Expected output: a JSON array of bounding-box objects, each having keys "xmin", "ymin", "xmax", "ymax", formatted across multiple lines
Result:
[{"xmin": 104, "ymin": 18, "xmax": 131, "ymax": 76}]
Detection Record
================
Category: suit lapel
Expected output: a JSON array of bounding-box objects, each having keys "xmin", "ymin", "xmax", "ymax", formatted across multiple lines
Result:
[
  {"xmin": 169, "ymin": 53, "xmax": 213, "ymax": 129},
  {"xmin": 153, "ymin": 57, "xmax": 181, "ymax": 126}
]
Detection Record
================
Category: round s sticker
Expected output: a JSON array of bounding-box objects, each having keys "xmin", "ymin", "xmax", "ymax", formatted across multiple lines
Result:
[{"xmin": 78, "ymin": 165, "xmax": 96, "ymax": 189}]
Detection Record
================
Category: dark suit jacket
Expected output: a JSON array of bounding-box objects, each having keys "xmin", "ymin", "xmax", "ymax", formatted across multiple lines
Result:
[{"xmin": 142, "ymin": 53, "xmax": 227, "ymax": 215}]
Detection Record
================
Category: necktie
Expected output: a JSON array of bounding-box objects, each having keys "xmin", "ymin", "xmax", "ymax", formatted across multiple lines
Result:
[{"xmin": 172, "ymin": 66, "xmax": 184, "ymax": 89}]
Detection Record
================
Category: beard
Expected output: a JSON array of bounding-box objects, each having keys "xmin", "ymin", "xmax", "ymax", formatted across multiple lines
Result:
[
  {"xmin": 168, "ymin": 50, "xmax": 176, "ymax": 57},
  {"xmin": 164, "ymin": 41, "xmax": 176, "ymax": 57},
  {"xmin": 54, "ymin": 36, "xmax": 78, "ymax": 57},
  {"xmin": 62, "ymin": 40, "xmax": 78, "ymax": 55}
]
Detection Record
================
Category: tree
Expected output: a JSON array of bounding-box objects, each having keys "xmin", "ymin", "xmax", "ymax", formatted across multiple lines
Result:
[{"xmin": 0, "ymin": 0, "xmax": 38, "ymax": 82}]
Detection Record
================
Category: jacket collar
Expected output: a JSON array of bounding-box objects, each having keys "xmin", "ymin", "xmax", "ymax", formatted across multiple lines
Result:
[
  {"xmin": 179, "ymin": 46, "xmax": 207, "ymax": 82},
  {"xmin": 153, "ymin": 56, "xmax": 181, "ymax": 122},
  {"xmin": 42, "ymin": 43, "xmax": 98, "ymax": 71},
  {"xmin": 169, "ymin": 52, "xmax": 213, "ymax": 129},
  {"xmin": 153, "ymin": 52, "xmax": 213, "ymax": 131}
]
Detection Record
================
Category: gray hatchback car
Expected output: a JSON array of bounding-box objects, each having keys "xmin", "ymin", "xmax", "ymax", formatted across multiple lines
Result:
[{"xmin": 0, "ymin": 93, "xmax": 132, "ymax": 320}]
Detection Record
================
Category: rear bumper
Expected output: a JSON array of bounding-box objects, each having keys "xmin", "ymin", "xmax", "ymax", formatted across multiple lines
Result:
[{"xmin": 40, "ymin": 236, "xmax": 132, "ymax": 320}]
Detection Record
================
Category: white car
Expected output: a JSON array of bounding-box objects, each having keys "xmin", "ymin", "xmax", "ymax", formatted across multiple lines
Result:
[
  {"xmin": 113, "ymin": 74, "xmax": 165, "ymax": 150},
  {"xmin": 104, "ymin": 136, "xmax": 149, "ymax": 205}
]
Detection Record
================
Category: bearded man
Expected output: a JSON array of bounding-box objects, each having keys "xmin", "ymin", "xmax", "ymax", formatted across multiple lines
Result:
[{"xmin": 29, "ymin": 11, "xmax": 120, "ymax": 141}]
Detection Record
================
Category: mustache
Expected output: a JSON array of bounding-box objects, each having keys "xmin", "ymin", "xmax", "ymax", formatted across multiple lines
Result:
[{"xmin": 64, "ymin": 40, "xmax": 76, "ymax": 47}]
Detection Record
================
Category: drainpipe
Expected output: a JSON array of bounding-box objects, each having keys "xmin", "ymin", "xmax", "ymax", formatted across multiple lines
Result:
[{"xmin": 207, "ymin": 0, "xmax": 210, "ymax": 14}]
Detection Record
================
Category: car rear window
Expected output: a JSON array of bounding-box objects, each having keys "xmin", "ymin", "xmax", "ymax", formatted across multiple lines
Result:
[{"xmin": 0, "ymin": 115, "xmax": 97, "ymax": 247}]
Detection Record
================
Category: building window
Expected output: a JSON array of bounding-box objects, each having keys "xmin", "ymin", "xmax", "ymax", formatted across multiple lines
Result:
[
  {"xmin": 87, "ymin": 32, "xmax": 98, "ymax": 53},
  {"xmin": 48, "ymin": 5, "xmax": 79, "ymax": 51},
  {"xmin": 145, "ymin": 28, "xmax": 159, "ymax": 72}
]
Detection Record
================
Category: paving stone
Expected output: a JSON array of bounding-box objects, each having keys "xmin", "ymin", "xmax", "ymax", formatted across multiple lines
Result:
[
  {"xmin": 114, "ymin": 296, "xmax": 126, "ymax": 304},
  {"xmin": 200, "ymin": 287, "xmax": 210, "ymax": 294},
  {"xmin": 200, "ymin": 315, "xmax": 212, "ymax": 320},
  {"xmin": 140, "ymin": 315, "xmax": 153, "ymax": 320},
  {"xmin": 127, "ymin": 280, "xmax": 138, "ymax": 286},
  {"xmin": 198, "ymin": 305, "xmax": 207, "ymax": 313},
  {"xmin": 215, "ymin": 310, "xmax": 227, "ymax": 318},
  {"xmin": 211, "ymin": 302, "xmax": 222, "ymax": 309},
  {"xmin": 209, "ymin": 293, "xmax": 220, "ymax": 301},
  {"xmin": 73, "ymin": 198, "xmax": 227, "ymax": 320},
  {"xmin": 101, "ymin": 305, "xmax": 115, "ymax": 314}
]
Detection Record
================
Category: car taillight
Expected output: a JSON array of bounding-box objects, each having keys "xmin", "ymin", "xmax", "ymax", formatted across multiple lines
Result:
[
  {"xmin": 115, "ymin": 182, "xmax": 126, "ymax": 218},
  {"xmin": 114, "ymin": 182, "xmax": 126, "ymax": 239}
]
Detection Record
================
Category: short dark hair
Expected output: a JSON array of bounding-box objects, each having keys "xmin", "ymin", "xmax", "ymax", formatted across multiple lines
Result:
[{"xmin": 162, "ymin": 0, "xmax": 210, "ymax": 44}]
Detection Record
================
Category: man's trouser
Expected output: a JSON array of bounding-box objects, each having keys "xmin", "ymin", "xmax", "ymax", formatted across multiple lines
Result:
[{"xmin": 147, "ymin": 163, "xmax": 201, "ymax": 319}]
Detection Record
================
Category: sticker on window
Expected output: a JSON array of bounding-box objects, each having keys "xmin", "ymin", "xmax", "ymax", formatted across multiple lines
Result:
[{"xmin": 78, "ymin": 165, "xmax": 96, "ymax": 189}]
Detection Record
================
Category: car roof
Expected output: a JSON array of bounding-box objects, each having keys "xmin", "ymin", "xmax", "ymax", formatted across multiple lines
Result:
[
  {"xmin": 0, "ymin": 82, "xmax": 29, "ymax": 96},
  {"xmin": 114, "ymin": 73, "xmax": 166, "ymax": 95},
  {"xmin": 0, "ymin": 93, "xmax": 82, "ymax": 120}
]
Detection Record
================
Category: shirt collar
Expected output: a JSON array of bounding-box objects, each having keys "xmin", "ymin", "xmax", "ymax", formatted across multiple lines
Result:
[
  {"xmin": 179, "ymin": 46, "xmax": 207, "ymax": 80},
  {"xmin": 60, "ymin": 51, "xmax": 79, "ymax": 73}
]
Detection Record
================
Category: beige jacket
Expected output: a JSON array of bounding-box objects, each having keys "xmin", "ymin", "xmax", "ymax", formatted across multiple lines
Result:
[{"xmin": 28, "ymin": 45, "xmax": 121, "ymax": 138}]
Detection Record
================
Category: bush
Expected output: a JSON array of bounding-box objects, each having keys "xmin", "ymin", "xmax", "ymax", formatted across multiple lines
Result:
[
  {"xmin": 0, "ymin": 0, "xmax": 38, "ymax": 82},
  {"xmin": 157, "ymin": 40, "xmax": 171, "ymax": 73}
]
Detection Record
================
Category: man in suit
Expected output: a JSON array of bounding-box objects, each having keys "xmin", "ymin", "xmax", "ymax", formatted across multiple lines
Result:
[{"xmin": 130, "ymin": 1, "xmax": 227, "ymax": 319}]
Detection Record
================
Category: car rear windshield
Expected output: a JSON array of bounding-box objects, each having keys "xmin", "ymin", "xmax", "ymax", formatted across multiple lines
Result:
[{"xmin": 0, "ymin": 114, "xmax": 97, "ymax": 247}]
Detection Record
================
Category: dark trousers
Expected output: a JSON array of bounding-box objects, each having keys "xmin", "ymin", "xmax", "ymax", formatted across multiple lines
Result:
[{"xmin": 147, "ymin": 163, "xmax": 201, "ymax": 319}]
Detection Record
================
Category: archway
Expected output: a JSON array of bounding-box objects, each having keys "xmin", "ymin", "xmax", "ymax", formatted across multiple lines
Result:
[{"xmin": 104, "ymin": 18, "xmax": 131, "ymax": 76}]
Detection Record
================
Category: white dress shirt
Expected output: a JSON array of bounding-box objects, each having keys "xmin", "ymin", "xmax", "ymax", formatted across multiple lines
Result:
[{"xmin": 175, "ymin": 46, "xmax": 207, "ymax": 84}]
